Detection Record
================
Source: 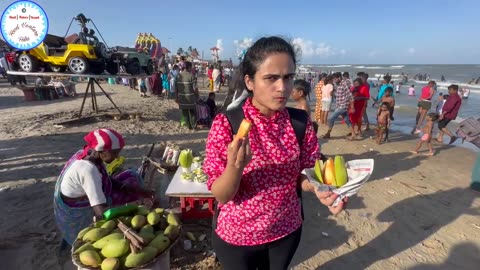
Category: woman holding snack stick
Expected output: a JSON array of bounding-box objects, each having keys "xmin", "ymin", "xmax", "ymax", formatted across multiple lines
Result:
[{"xmin": 203, "ymin": 36, "xmax": 346, "ymax": 270}]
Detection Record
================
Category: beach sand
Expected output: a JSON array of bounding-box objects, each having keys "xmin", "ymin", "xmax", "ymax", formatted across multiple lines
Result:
[{"xmin": 0, "ymin": 80, "xmax": 479, "ymax": 270}]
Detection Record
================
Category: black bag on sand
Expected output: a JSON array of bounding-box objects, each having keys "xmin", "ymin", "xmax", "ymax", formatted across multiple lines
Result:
[{"xmin": 456, "ymin": 117, "xmax": 480, "ymax": 148}]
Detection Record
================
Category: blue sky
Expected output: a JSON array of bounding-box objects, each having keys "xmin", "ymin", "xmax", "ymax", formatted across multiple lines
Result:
[{"xmin": 1, "ymin": 0, "xmax": 479, "ymax": 64}]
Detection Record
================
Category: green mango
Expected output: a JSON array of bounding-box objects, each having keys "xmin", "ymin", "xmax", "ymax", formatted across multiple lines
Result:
[
  {"xmin": 73, "ymin": 242, "xmax": 95, "ymax": 255},
  {"xmin": 100, "ymin": 220, "xmax": 117, "ymax": 231},
  {"xmin": 83, "ymin": 228, "xmax": 110, "ymax": 242},
  {"xmin": 101, "ymin": 239, "xmax": 130, "ymax": 258},
  {"xmin": 77, "ymin": 227, "xmax": 92, "ymax": 240},
  {"xmin": 131, "ymin": 215, "xmax": 146, "ymax": 229},
  {"xmin": 148, "ymin": 234, "xmax": 171, "ymax": 254},
  {"xmin": 101, "ymin": 257, "xmax": 120, "ymax": 270},
  {"xmin": 164, "ymin": 224, "xmax": 180, "ymax": 241},
  {"xmin": 124, "ymin": 246, "xmax": 157, "ymax": 268},
  {"xmin": 137, "ymin": 205, "xmax": 150, "ymax": 215},
  {"xmin": 79, "ymin": 250, "xmax": 101, "ymax": 267},
  {"xmin": 153, "ymin": 208, "xmax": 164, "ymax": 214},
  {"xmin": 166, "ymin": 213, "xmax": 180, "ymax": 226},
  {"xmin": 140, "ymin": 224, "xmax": 155, "ymax": 235},
  {"xmin": 138, "ymin": 231, "xmax": 155, "ymax": 244},
  {"xmin": 92, "ymin": 233, "xmax": 124, "ymax": 249},
  {"xmin": 147, "ymin": 212, "xmax": 161, "ymax": 226}
]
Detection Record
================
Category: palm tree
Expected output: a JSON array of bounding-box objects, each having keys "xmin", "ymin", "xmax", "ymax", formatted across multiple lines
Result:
[{"xmin": 177, "ymin": 47, "xmax": 184, "ymax": 55}]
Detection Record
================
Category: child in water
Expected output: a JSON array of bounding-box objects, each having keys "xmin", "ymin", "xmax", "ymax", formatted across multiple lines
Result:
[
  {"xmin": 291, "ymin": 79, "xmax": 318, "ymax": 133},
  {"xmin": 410, "ymin": 112, "xmax": 439, "ymax": 156},
  {"xmin": 376, "ymin": 102, "xmax": 391, "ymax": 144}
]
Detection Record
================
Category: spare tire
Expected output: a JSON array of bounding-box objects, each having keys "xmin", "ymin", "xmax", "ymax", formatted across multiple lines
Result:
[{"xmin": 95, "ymin": 42, "xmax": 108, "ymax": 59}]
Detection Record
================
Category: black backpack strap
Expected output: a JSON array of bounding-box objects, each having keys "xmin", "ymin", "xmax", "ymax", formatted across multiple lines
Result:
[
  {"xmin": 286, "ymin": 107, "xmax": 308, "ymax": 147},
  {"xmin": 212, "ymin": 100, "xmax": 247, "ymax": 229},
  {"xmin": 286, "ymin": 107, "xmax": 309, "ymax": 220},
  {"xmin": 225, "ymin": 98, "xmax": 248, "ymax": 138}
]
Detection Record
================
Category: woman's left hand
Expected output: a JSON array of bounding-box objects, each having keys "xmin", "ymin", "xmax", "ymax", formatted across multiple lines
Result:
[{"xmin": 314, "ymin": 189, "xmax": 347, "ymax": 216}]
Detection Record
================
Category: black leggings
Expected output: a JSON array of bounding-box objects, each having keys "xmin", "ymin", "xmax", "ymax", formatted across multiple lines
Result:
[{"xmin": 212, "ymin": 226, "xmax": 302, "ymax": 270}]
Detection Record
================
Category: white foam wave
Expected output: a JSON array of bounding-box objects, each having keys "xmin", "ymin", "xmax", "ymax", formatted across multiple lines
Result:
[
  {"xmin": 374, "ymin": 73, "xmax": 404, "ymax": 78},
  {"xmin": 354, "ymin": 65, "xmax": 405, "ymax": 70}
]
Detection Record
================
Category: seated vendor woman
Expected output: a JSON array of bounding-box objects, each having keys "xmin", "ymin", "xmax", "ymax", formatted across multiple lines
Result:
[{"xmin": 53, "ymin": 128, "xmax": 156, "ymax": 245}]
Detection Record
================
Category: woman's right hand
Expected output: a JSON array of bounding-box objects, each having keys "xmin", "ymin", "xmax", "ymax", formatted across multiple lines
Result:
[{"xmin": 227, "ymin": 137, "xmax": 252, "ymax": 171}]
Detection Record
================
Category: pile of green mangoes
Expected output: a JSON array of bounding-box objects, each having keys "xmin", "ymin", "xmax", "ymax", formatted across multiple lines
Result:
[{"xmin": 72, "ymin": 205, "xmax": 181, "ymax": 270}]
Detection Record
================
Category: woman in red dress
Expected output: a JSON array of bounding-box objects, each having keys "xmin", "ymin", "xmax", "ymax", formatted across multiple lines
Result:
[{"xmin": 349, "ymin": 78, "xmax": 367, "ymax": 140}]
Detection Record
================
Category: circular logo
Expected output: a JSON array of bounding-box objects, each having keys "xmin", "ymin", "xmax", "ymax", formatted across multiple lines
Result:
[{"xmin": 1, "ymin": 1, "xmax": 49, "ymax": 50}]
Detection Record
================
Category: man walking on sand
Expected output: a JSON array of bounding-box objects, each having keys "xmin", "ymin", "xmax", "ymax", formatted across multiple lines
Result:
[
  {"xmin": 323, "ymin": 72, "xmax": 354, "ymax": 139},
  {"xmin": 437, "ymin": 84, "xmax": 462, "ymax": 144}
]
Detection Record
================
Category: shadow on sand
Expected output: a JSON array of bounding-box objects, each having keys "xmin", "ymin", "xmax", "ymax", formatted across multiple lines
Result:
[{"xmin": 312, "ymin": 188, "xmax": 478, "ymax": 269}]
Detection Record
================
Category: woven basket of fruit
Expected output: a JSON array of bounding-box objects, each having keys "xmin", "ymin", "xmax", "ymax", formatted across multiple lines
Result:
[{"xmin": 71, "ymin": 205, "xmax": 182, "ymax": 270}]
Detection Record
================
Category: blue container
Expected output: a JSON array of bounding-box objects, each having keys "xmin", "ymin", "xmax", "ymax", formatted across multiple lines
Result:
[{"xmin": 471, "ymin": 152, "xmax": 480, "ymax": 192}]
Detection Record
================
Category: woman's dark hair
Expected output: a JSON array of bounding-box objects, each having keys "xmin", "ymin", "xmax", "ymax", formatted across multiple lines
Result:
[
  {"xmin": 354, "ymin": 78, "xmax": 363, "ymax": 84},
  {"xmin": 293, "ymin": 79, "xmax": 311, "ymax": 98},
  {"xmin": 324, "ymin": 75, "xmax": 334, "ymax": 85},
  {"xmin": 241, "ymin": 36, "xmax": 297, "ymax": 83},
  {"xmin": 384, "ymin": 75, "xmax": 392, "ymax": 83},
  {"xmin": 427, "ymin": 112, "xmax": 439, "ymax": 121}
]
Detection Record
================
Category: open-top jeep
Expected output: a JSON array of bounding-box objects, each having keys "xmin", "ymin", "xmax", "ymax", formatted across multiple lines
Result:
[{"xmin": 108, "ymin": 46, "xmax": 154, "ymax": 75}]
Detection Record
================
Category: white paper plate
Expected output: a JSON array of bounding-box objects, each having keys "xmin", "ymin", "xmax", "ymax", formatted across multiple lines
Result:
[{"xmin": 302, "ymin": 159, "xmax": 374, "ymax": 206}]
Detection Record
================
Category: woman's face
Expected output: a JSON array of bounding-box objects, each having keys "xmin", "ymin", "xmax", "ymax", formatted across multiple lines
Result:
[
  {"xmin": 99, "ymin": 149, "xmax": 121, "ymax": 164},
  {"xmin": 354, "ymin": 81, "xmax": 360, "ymax": 87},
  {"xmin": 245, "ymin": 53, "xmax": 295, "ymax": 116}
]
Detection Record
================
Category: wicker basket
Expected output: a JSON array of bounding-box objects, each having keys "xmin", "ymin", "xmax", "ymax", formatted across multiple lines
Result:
[{"xmin": 72, "ymin": 225, "xmax": 182, "ymax": 270}]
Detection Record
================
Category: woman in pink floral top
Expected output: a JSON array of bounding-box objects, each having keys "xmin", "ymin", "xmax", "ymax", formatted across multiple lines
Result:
[{"xmin": 204, "ymin": 37, "xmax": 345, "ymax": 270}]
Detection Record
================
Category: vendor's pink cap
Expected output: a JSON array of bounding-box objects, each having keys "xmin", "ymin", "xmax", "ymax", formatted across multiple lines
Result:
[{"xmin": 84, "ymin": 128, "xmax": 125, "ymax": 151}]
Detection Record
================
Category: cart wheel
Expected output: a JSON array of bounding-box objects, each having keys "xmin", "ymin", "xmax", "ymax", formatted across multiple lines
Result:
[
  {"xmin": 18, "ymin": 54, "xmax": 38, "ymax": 72},
  {"xmin": 68, "ymin": 57, "xmax": 89, "ymax": 74}
]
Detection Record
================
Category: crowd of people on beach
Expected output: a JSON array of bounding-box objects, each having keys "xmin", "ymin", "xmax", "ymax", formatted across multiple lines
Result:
[{"xmin": 290, "ymin": 69, "xmax": 464, "ymax": 153}]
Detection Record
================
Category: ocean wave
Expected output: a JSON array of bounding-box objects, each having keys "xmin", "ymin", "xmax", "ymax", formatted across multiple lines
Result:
[
  {"xmin": 374, "ymin": 73, "xmax": 404, "ymax": 78},
  {"xmin": 354, "ymin": 65, "xmax": 405, "ymax": 69},
  {"xmin": 320, "ymin": 65, "xmax": 352, "ymax": 68}
]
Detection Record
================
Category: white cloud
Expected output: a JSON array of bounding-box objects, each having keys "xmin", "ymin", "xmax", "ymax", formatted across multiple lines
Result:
[
  {"xmin": 408, "ymin": 47, "xmax": 416, "ymax": 54},
  {"xmin": 292, "ymin": 38, "xmax": 345, "ymax": 58},
  {"xmin": 216, "ymin": 39, "xmax": 223, "ymax": 56},
  {"xmin": 234, "ymin": 37, "xmax": 253, "ymax": 54}
]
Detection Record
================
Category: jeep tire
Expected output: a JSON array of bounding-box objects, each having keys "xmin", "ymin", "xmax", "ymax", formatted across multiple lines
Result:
[
  {"xmin": 144, "ymin": 59, "xmax": 154, "ymax": 75},
  {"xmin": 18, "ymin": 54, "xmax": 39, "ymax": 72},
  {"xmin": 90, "ymin": 62, "xmax": 105, "ymax": 75},
  {"xmin": 68, "ymin": 57, "xmax": 89, "ymax": 74},
  {"xmin": 106, "ymin": 60, "xmax": 119, "ymax": 75},
  {"xmin": 125, "ymin": 58, "xmax": 141, "ymax": 75},
  {"xmin": 49, "ymin": 64, "xmax": 66, "ymax": 73}
]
